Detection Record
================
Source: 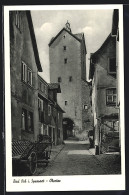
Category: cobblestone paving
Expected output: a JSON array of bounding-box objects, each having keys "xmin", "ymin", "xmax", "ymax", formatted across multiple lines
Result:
[{"xmin": 35, "ymin": 141, "xmax": 107, "ymax": 176}]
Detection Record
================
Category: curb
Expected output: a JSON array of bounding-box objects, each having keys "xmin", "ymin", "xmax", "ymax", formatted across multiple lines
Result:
[{"xmin": 49, "ymin": 144, "xmax": 65, "ymax": 162}]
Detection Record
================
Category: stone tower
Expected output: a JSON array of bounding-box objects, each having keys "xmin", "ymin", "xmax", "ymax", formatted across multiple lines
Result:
[{"xmin": 49, "ymin": 22, "xmax": 92, "ymax": 140}]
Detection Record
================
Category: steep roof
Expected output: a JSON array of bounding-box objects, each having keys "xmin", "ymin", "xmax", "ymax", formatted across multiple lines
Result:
[
  {"xmin": 111, "ymin": 9, "xmax": 119, "ymax": 36},
  {"xmin": 48, "ymin": 28, "xmax": 86, "ymax": 52},
  {"xmin": 48, "ymin": 83, "xmax": 61, "ymax": 93},
  {"xmin": 89, "ymin": 34, "xmax": 111, "ymax": 80},
  {"xmin": 74, "ymin": 33, "xmax": 83, "ymax": 40},
  {"xmin": 26, "ymin": 11, "xmax": 42, "ymax": 72},
  {"xmin": 56, "ymin": 103, "xmax": 65, "ymax": 113}
]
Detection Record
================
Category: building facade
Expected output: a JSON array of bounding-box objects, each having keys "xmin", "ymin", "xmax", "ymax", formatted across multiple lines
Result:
[
  {"xmin": 38, "ymin": 76, "xmax": 64, "ymax": 145},
  {"xmin": 10, "ymin": 11, "xmax": 64, "ymax": 145},
  {"xmin": 10, "ymin": 11, "xmax": 42, "ymax": 141},
  {"xmin": 89, "ymin": 33, "xmax": 119, "ymax": 154},
  {"xmin": 49, "ymin": 21, "xmax": 92, "ymax": 140}
]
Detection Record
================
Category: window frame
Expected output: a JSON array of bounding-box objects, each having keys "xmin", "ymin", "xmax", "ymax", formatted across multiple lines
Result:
[
  {"xmin": 21, "ymin": 108, "xmax": 34, "ymax": 132},
  {"xmin": 106, "ymin": 88, "xmax": 116, "ymax": 106},
  {"xmin": 22, "ymin": 61, "xmax": 27, "ymax": 82},
  {"xmin": 22, "ymin": 61, "xmax": 33, "ymax": 87},
  {"xmin": 27, "ymin": 67, "xmax": 33, "ymax": 86}
]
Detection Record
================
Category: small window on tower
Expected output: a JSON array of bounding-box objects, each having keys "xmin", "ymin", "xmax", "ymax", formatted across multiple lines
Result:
[
  {"xmin": 58, "ymin": 77, "xmax": 62, "ymax": 83},
  {"xmin": 83, "ymin": 105, "xmax": 88, "ymax": 110},
  {"xmin": 65, "ymin": 101, "xmax": 68, "ymax": 106},
  {"xmin": 64, "ymin": 58, "xmax": 67, "ymax": 64},
  {"xmin": 63, "ymin": 35, "xmax": 66, "ymax": 39},
  {"xmin": 63, "ymin": 46, "xmax": 66, "ymax": 51},
  {"xmin": 69, "ymin": 76, "xmax": 72, "ymax": 82}
]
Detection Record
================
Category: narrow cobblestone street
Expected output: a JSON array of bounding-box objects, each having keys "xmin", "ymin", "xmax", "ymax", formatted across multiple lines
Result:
[{"xmin": 35, "ymin": 140, "xmax": 107, "ymax": 176}]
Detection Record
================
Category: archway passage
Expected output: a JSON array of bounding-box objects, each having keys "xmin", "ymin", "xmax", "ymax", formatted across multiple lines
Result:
[{"xmin": 63, "ymin": 118, "xmax": 74, "ymax": 140}]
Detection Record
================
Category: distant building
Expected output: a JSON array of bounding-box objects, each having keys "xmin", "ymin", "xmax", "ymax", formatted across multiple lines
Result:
[
  {"xmin": 38, "ymin": 76, "xmax": 64, "ymax": 145},
  {"xmin": 89, "ymin": 33, "xmax": 119, "ymax": 154},
  {"xmin": 10, "ymin": 11, "xmax": 42, "ymax": 141},
  {"xmin": 49, "ymin": 21, "xmax": 92, "ymax": 140}
]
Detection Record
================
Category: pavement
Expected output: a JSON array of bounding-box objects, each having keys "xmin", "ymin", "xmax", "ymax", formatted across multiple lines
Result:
[
  {"xmin": 49, "ymin": 143, "xmax": 65, "ymax": 162},
  {"xmin": 34, "ymin": 139, "xmax": 121, "ymax": 176},
  {"xmin": 89, "ymin": 147, "xmax": 121, "ymax": 174}
]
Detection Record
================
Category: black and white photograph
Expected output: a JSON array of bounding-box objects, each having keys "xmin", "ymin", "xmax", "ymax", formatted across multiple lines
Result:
[{"xmin": 4, "ymin": 5, "xmax": 125, "ymax": 191}]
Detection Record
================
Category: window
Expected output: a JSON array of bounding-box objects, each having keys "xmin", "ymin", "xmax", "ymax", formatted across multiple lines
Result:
[
  {"xmin": 58, "ymin": 77, "xmax": 62, "ymax": 83},
  {"xmin": 15, "ymin": 11, "xmax": 21, "ymax": 30},
  {"xmin": 63, "ymin": 46, "xmax": 66, "ymax": 51},
  {"xmin": 22, "ymin": 61, "xmax": 33, "ymax": 86},
  {"xmin": 22, "ymin": 109, "xmax": 27, "ymax": 130},
  {"xmin": 45, "ymin": 85, "xmax": 47, "ymax": 95},
  {"xmin": 69, "ymin": 76, "xmax": 72, "ymax": 82},
  {"xmin": 58, "ymin": 112, "xmax": 60, "ymax": 120},
  {"xmin": 21, "ymin": 108, "xmax": 33, "ymax": 132},
  {"xmin": 108, "ymin": 58, "xmax": 116, "ymax": 74},
  {"xmin": 22, "ymin": 61, "xmax": 27, "ymax": 82},
  {"xmin": 38, "ymin": 98, "xmax": 43, "ymax": 122},
  {"xmin": 64, "ymin": 58, "xmax": 67, "ymax": 64},
  {"xmin": 83, "ymin": 105, "xmax": 88, "ymax": 110},
  {"xmin": 28, "ymin": 112, "xmax": 33, "ymax": 131},
  {"xmin": 106, "ymin": 88, "xmax": 116, "ymax": 106},
  {"xmin": 28, "ymin": 68, "xmax": 32, "ymax": 86},
  {"xmin": 48, "ymin": 105, "xmax": 51, "ymax": 116},
  {"xmin": 63, "ymin": 35, "xmax": 66, "ymax": 39},
  {"xmin": 65, "ymin": 101, "xmax": 68, "ymax": 106}
]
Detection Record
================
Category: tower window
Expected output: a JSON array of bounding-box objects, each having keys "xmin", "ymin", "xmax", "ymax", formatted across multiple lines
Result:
[
  {"xmin": 69, "ymin": 76, "xmax": 72, "ymax": 82},
  {"xmin": 65, "ymin": 101, "xmax": 68, "ymax": 106},
  {"xmin": 58, "ymin": 77, "xmax": 62, "ymax": 82},
  {"xmin": 63, "ymin": 35, "xmax": 66, "ymax": 39},
  {"xmin": 64, "ymin": 58, "xmax": 67, "ymax": 64},
  {"xmin": 63, "ymin": 46, "xmax": 66, "ymax": 51},
  {"xmin": 83, "ymin": 105, "xmax": 88, "ymax": 110}
]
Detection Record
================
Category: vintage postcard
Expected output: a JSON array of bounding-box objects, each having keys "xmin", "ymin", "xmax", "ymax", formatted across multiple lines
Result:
[{"xmin": 4, "ymin": 4, "xmax": 125, "ymax": 191}]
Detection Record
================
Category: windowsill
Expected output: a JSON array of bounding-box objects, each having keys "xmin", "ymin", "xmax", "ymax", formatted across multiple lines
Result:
[
  {"xmin": 21, "ymin": 129, "xmax": 34, "ymax": 134},
  {"xmin": 22, "ymin": 80, "xmax": 33, "ymax": 89},
  {"xmin": 106, "ymin": 104, "xmax": 116, "ymax": 107}
]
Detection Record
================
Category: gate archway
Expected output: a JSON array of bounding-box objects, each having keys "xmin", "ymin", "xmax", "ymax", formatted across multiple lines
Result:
[{"xmin": 63, "ymin": 118, "xmax": 75, "ymax": 140}]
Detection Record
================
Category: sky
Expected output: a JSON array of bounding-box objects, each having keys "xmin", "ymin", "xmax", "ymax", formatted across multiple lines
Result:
[{"xmin": 31, "ymin": 9, "xmax": 113, "ymax": 82}]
